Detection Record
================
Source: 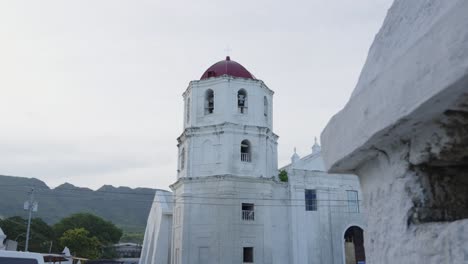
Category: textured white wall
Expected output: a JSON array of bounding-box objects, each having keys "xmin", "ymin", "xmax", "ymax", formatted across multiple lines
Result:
[
  {"xmin": 356, "ymin": 147, "xmax": 468, "ymax": 263},
  {"xmin": 170, "ymin": 176, "xmax": 290, "ymax": 264},
  {"xmin": 177, "ymin": 76, "xmax": 278, "ymax": 180},
  {"xmin": 139, "ymin": 191, "xmax": 173, "ymax": 264},
  {"xmin": 321, "ymin": 0, "xmax": 468, "ymax": 173},
  {"xmin": 321, "ymin": 0, "xmax": 468, "ymax": 263},
  {"xmin": 287, "ymin": 169, "xmax": 365, "ymax": 264},
  {"xmin": 183, "ymin": 77, "xmax": 273, "ymax": 130}
]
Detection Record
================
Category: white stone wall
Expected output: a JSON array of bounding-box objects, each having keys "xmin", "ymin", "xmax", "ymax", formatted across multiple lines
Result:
[
  {"xmin": 170, "ymin": 176, "xmax": 290, "ymax": 264},
  {"xmin": 287, "ymin": 169, "xmax": 366, "ymax": 264},
  {"xmin": 321, "ymin": 0, "xmax": 468, "ymax": 172},
  {"xmin": 177, "ymin": 124, "xmax": 278, "ymax": 179},
  {"xmin": 139, "ymin": 191, "xmax": 173, "ymax": 264},
  {"xmin": 356, "ymin": 147, "xmax": 468, "ymax": 263},
  {"xmin": 321, "ymin": 0, "xmax": 468, "ymax": 263}
]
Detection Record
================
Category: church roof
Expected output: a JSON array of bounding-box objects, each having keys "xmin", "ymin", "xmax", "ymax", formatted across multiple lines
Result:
[{"xmin": 200, "ymin": 56, "xmax": 255, "ymax": 80}]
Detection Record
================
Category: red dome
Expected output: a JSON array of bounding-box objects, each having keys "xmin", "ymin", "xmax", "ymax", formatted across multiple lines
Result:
[{"xmin": 200, "ymin": 56, "xmax": 255, "ymax": 80}]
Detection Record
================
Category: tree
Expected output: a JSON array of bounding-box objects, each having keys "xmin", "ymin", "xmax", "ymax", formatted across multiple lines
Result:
[
  {"xmin": 0, "ymin": 216, "xmax": 58, "ymax": 252},
  {"xmin": 53, "ymin": 213, "xmax": 122, "ymax": 245},
  {"xmin": 279, "ymin": 170, "xmax": 288, "ymax": 182},
  {"xmin": 59, "ymin": 228, "xmax": 100, "ymax": 259}
]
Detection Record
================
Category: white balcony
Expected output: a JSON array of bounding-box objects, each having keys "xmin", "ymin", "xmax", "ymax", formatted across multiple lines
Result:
[{"xmin": 241, "ymin": 153, "xmax": 251, "ymax": 162}]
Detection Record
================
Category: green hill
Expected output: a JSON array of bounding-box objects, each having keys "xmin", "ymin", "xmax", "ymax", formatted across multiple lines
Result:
[{"xmin": 0, "ymin": 175, "xmax": 160, "ymax": 234}]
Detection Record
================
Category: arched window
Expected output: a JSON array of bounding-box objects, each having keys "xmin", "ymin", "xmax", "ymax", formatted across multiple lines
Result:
[
  {"xmin": 180, "ymin": 148, "xmax": 185, "ymax": 170},
  {"xmin": 238, "ymin": 89, "xmax": 247, "ymax": 114},
  {"xmin": 240, "ymin": 140, "xmax": 251, "ymax": 162},
  {"xmin": 263, "ymin": 96, "xmax": 268, "ymax": 117},
  {"xmin": 205, "ymin": 89, "xmax": 214, "ymax": 115},
  {"xmin": 186, "ymin": 98, "xmax": 190, "ymax": 123}
]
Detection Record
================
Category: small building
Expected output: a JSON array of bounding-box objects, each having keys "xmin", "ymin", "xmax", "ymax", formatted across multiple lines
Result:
[{"xmin": 112, "ymin": 243, "xmax": 142, "ymax": 259}]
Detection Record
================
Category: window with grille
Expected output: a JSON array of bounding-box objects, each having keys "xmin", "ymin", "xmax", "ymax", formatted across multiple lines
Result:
[
  {"xmin": 305, "ymin": 189, "xmax": 317, "ymax": 211},
  {"xmin": 205, "ymin": 89, "xmax": 214, "ymax": 114},
  {"xmin": 242, "ymin": 203, "xmax": 254, "ymax": 221},
  {"xmin": 347, "ymin": 190, "xmax": 359, "ymax": 213}
]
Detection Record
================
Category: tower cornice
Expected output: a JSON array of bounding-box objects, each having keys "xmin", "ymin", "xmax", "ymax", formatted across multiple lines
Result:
[
  {"xmin": 177, "ymin": 122, "xmax": 279, "ymax": 145},
  {"xmin": 182, "ymin": 75, "xmax": 274, "ymax": 97}
]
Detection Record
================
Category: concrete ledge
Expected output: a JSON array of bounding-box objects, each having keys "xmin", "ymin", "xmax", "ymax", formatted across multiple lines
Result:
[{"xmin": 321, "ymin": 0, "xmax": 468, "ymax": 173}]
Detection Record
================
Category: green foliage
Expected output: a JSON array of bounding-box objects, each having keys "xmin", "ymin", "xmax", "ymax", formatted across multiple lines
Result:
[
  {"xmin": 279, "ymin": 170, "xmax": 288, "ymax": 182},
  {"xmin": 59, "ymin": 228, "xmax": 100, "ymax": 259},
  {"xmin": 53, "ymin": 213, "xmax": 123, "ymax": 245},
  {"xmin": 0, "ymin": 175, "xmax": 156, "ymax": 235},
  {"xmin": 0, "ymin": 213, "xmax": 122, "ymax": 258},
  {"xmin": 0, "ymin": 216, "xmax": 58, "ymax": 252}
]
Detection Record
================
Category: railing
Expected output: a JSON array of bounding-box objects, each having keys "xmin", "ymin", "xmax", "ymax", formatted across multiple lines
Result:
[
  {"xmin": 242, "ymin": 210, "xmax": 255, "ymax": 221},
  {"xmin": 241, "ymin": 153, "xmax": 251, "ymax": 162}
]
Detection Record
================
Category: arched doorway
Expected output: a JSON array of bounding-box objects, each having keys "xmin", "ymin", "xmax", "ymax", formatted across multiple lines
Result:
[{"xmin": 344, "ymin": 226, "xmax": 365, "ymax": 264}]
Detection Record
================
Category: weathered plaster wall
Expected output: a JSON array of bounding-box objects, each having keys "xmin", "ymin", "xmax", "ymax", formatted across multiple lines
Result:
[
  {"xmin": 357, "ymin": 132, "xmax": 468, "ymax": 263},
  {"xmin": 321, "ymin": 0, "xmax": 468, "ymax": 172},
  {"xmin": 321, "ymin": 0, "xmax": 468, "ymax": 263}
]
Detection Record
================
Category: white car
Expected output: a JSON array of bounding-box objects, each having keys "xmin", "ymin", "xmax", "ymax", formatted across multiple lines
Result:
[{"xmin": 0, "ymin": 250, "xmax": 45, "ymax": 264}]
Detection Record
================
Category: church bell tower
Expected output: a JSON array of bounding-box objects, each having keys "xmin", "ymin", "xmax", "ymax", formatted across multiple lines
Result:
[
  {"xmin": 176, "ymin": 56, "xmax": 278, "ymax": 180},
  {"xmin": 171, "ymin": 56, "xmax": 280, "ymax": 264}
]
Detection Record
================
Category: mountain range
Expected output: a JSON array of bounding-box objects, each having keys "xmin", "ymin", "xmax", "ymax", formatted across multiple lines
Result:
[{"xmin": 0, "ymin": 175, "xmax": 160, "ymax": 233}]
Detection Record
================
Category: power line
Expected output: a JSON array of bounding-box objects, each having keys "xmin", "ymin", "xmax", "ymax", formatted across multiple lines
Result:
[
  {"xmin": 0, "ymin": 188, "xmax": 363, "ymax": 207},
  {"xmin": 0, "ymin": 192, "xmax": 362, "ymax": 208},
  {"xmin": 0, "ymin": 184, "xmax": 361, "ymax": 203}
]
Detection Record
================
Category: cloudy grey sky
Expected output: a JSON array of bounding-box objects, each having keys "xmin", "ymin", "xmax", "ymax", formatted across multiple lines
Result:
[{"xmin": 0, "ymin": 0, "xmax": 393, "ymax": 190}]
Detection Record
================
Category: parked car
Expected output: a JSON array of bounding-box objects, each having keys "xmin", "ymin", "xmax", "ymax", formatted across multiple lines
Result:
[{"xmin": 0, "ymin": 250, "xmax": 45, "ymax": 264}]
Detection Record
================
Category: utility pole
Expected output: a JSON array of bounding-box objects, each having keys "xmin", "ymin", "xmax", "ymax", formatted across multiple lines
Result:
[{"xmin": 24, "ymin": 187, "xmax": 37, "ymax": 252}]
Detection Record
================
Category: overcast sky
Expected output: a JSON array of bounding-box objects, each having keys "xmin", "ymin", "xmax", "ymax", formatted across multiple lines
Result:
[{"xmin": 0, "ymin": 0, "xmax": 393, "ymax": 190}]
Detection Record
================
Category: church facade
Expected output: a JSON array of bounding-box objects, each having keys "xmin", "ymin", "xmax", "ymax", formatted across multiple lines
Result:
[{"xmin": 139, "ymin": 57, "xmax": 366, "ymax": 264}]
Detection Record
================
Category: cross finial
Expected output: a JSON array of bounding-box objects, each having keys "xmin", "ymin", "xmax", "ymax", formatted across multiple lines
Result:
[{"xmin": 294, "ymin": 147, "xmax": 297, "ymax": 153}]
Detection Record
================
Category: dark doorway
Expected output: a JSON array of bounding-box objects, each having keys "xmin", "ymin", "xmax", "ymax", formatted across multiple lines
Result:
[{"xmin": 344, "ymin": 226, "xmax": 365, "ymax": 264}]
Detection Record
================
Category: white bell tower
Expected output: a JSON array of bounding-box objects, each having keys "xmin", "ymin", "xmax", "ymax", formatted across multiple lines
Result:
[
  {"xmin": 176, "ymin": 56, "xmax": 278, "ymax": 180},
  {"xmin": 170, "ymin": 57, "xmax": 282, "ymax": 264}
]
